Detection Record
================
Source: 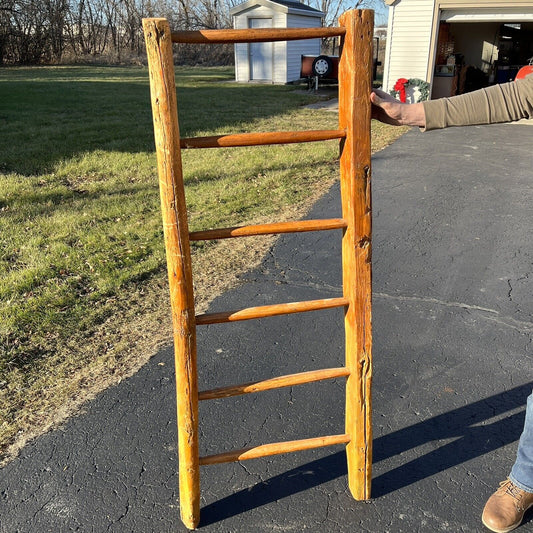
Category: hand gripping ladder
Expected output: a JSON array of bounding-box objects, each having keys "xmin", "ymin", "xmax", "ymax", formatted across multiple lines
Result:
[{"xmin": 143, "ymin": 9, "xmax": 373, "ymax": 529}]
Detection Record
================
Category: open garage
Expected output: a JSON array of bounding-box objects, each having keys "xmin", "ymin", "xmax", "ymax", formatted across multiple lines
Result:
[{"xmin": 382, "ymin": 1, "xmax": 533, "ymax": 98}]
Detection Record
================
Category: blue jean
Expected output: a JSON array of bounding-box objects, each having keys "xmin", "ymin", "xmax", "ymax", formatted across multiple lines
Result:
[{"xmin": 510, "ymin": 391, "xmax": 533, "ymax": 493}]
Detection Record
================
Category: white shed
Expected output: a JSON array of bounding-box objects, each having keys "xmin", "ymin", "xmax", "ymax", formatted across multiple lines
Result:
[
  {"xmin": 382, "ymin": 0, "xmax": 533, "ymax": 99},
  {"xmin": 230, "ymin": 0, "xmax": 324, "ymax": 83}
]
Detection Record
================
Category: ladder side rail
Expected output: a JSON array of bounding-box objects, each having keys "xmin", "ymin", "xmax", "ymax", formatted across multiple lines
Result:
[
  {"xmin": 338, "ymin": 9, "xmax": 374, "ymax": 501},
  {"xmin": 172, "ymin": 27, "xmax": 346, "ymax": 44},
  {"xmin": 143, "ymin": 18, "xmax": 200, "ymax": 530}
]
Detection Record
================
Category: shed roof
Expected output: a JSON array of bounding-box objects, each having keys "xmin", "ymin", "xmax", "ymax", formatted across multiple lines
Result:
[
  {"xmin": 270, "ymin": 0, "xmax": 323, "ymax": 12},
  {"xmin": 230, "ymin": 0, "xmax": 324, "ymax": 17}
]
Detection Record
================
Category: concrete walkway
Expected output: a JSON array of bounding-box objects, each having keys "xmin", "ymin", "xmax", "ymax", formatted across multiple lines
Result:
[
  {"xmin": 306, "ymin": 97, "xmax": 339, "ymax": 111},
  {"xmin": 2, "ymin": 124, "xmax": 533, "ymax": 533}
]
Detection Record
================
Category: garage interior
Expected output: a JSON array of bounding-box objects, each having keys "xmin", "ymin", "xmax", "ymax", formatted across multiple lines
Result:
[{"xmin": 432, "ymin": 18, "xmax": 533, "ymax": 98}]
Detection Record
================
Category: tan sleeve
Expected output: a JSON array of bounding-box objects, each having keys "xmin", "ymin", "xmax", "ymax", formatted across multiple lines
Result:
[{"xmin": 422, "ymin": 76, "xmax": 533, "ymax": 131}]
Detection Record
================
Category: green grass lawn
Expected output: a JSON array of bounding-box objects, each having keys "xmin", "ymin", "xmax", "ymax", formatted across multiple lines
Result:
[{"xmin": 0, "ymin": 65, "xmax": 407, "ymax": 463}]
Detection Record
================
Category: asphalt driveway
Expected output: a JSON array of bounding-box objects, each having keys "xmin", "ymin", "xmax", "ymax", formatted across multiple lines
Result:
[{"xmin": 1, "ymin": 122, "xmax": 532, "ymax": 533}]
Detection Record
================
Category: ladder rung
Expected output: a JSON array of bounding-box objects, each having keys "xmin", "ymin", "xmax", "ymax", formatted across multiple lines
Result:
[
  {"xmin": 195, "ymin": 297, "xmax": 348, "ymax": 325},
  {"xmin": 180, "ymin": 129, "xmax": 345, "ymax": 149},
  {"xmin": 172, "ymin": 27, "xmax": 346, "ymax": 44},
  {"xmin": 199, "ymin": 434, "xmax": 351, "ymax": 465},
  {"xmin": 189, "ymin": 218, "xmax": 347, "ymax": 241},
  {"xmin": 199, "ymin": 367, "xmax": 350, "ymax": 400}
]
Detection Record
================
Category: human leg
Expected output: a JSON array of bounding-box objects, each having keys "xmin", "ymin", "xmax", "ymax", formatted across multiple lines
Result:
[
  {"xmin": 482, "ymin": 390, "xmax": 533, "ymax": 532},
  {"xmin": 510, "ymin": 391, "xmax": 533, "ymax": 493}
]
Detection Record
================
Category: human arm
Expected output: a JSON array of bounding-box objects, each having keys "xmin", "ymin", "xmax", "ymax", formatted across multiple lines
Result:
[
  {"xmin": 370, "ymin": 89, "xmax": 426, "ymax": 127},
  {"xmin": 371, "ymin": 75, "xmax": 533, "ymax": 131},
  {"xmin": 422, "ymin": 76, "xmax": 533, "ymax": 130}
]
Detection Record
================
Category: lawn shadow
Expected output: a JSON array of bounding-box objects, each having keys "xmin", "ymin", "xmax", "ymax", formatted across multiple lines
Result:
[{"xmin": 199, "ymin": 382, "xmax": 531, "ymax": 526}]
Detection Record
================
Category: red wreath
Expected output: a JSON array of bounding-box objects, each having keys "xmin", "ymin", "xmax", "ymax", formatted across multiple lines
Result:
[{"xmin": 393, "ymin": 77, "xmax": 409, "ymax": 102}]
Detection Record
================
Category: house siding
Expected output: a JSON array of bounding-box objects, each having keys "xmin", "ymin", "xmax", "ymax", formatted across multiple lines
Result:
[
  {"xmin": 286, "ymin": 14, "xmax": 321, "ymax": 82},
  {"xmin": 273, "ymin": 23, "xmax": 287, "ymax": 83},
  {"xmin": 234, "ymin": 13, "xmax": 250, "ymax": 82},
  {"xmin": 383, "ymin": 0, "xmax": 435, "ymax": 91}
]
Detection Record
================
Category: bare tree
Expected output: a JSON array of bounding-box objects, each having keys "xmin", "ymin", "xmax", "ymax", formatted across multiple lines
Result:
[
  {"xmin": 309, "ymin": 0, "xmax": 386, "ymax": 27},
  {"xmin": 1, "ymin": 0, "xmax": 382, "ymax": 65},
  {"xmin": 8, "ymin": 1, "xmax": 52, "ymax": 63},
  {"xmin": 0, "ymin": 1, "xmax": 16, "ymax": 65},
  {"xmin": 43, "ymin": 0, "xmax": 68, "ymax": 60}
]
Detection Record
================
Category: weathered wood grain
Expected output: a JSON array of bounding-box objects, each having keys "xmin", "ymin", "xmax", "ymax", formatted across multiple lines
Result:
[{"xmin": 338, "ymin": 9, "xmax": 374, "ymax": 501}]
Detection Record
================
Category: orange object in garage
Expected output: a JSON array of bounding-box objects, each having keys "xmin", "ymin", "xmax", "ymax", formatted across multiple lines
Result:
[{"xmin": 516, "ymin": 62, "xmax": 533, "ymax": 81}]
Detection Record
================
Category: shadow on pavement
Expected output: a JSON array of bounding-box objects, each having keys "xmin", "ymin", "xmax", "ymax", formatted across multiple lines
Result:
[{"xmin": 200, "ymin": 381, "xmax": 531, "ymax": 526}]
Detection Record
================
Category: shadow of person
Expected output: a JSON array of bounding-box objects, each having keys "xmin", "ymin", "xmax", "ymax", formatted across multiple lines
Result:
[{"xmin": 199, "ymin": 382, "xmax": 531, "ymax": 526}]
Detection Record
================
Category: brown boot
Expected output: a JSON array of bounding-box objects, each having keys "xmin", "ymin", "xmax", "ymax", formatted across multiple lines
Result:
[{"xmin": 482, "ymin": 479, "xmax": 533, "ymax": 533}]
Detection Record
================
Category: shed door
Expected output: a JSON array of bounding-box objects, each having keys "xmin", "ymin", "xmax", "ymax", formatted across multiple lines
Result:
[{"xmin": 249, "ymin": 18, "xmax": 273, "ymax": 81}]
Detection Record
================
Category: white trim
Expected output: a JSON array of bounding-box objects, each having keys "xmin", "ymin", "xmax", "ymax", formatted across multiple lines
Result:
[{"xmin": 382, "ymin": 5, "xmax": 395, "ymax": 90}]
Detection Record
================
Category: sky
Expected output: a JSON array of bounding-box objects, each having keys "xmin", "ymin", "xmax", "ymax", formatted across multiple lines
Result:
[{"xmin": 369, "ymin": 0, "xmax": 389, "ymax": 26}]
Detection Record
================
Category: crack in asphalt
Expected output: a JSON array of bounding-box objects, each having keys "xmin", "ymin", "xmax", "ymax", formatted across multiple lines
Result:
[{"xmin": 374, "ymin": 292, "xmax": 533, "ymax": 333}]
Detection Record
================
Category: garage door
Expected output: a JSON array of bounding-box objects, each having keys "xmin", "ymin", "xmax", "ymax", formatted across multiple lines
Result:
[{"xmin": 441, "ymin": 7, "xmax": 533, "ymax": 23}]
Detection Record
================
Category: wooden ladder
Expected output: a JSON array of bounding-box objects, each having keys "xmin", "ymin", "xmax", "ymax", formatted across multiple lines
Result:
[{"xmin": 143, "ymin": 9, "xmax": 374, "ymax": 529}]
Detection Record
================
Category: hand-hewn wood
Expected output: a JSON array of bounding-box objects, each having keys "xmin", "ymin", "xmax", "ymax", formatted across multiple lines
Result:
[
  {"xmin": 338, "ymin": 9, "xmax": 374, "ymax": 501},
  {"xmin": 195, "ymin": 297, "xmax": 349, "ymax": 325},
  {"xmin": 143, "ymin": 11, "xmax": 374, "ymax": 528},
  {"xmin": 199, "ymin": 367, "xmax": 350, "ymax": 400},
  {"xmin": 199, "ymin": 434, "xmax": 351, "ymax": 465},
  {"xmin": 172, "ymin": 27, "xmax": 345, "ymax": 44},
  {"xmin": 180, "ymin": 129, "xmax": 346, "ymax": 149},
  {"xmin": 143, "ymin": 18, "xmax": 200, "ymax": 530},
  {"xmin": 189, "ymin": 218, "xmax": 347, "ymax": 241}
]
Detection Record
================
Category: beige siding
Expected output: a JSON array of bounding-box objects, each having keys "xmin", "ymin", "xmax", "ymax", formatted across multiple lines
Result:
[
  {"xmin": 285, "ymin": 14, "xmax": 321, "ymax": 82},
  {"xmin": 383, "ymin": 0, "xmax": 435, "ymax": 91}
]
